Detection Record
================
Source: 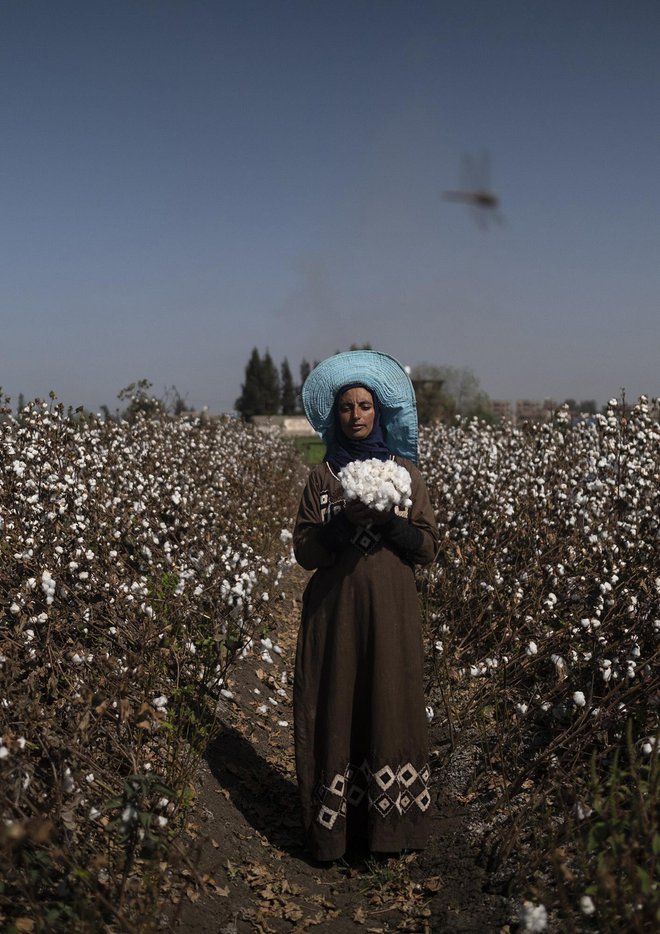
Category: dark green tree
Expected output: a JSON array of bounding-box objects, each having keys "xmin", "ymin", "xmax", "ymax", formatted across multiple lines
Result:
[
  {"xmin": 261, "ymin": 351, "xmax": 280, "ymax": 414},
  {"xmin": 235, "ymin": 348, "xmax": 266, "ymax": 419},
  {"xmin": 280, "ymin": 358, "xmax": 296, "ymax": 415},
  {"xmin": 235, "ymin": 348, "xmax": 283, "ymax": 419}
]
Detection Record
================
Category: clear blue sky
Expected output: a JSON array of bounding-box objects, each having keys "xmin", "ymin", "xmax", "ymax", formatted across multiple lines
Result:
[{"xmin": 1, "ymin": 0, "xmax": 659, "ymax": 412}]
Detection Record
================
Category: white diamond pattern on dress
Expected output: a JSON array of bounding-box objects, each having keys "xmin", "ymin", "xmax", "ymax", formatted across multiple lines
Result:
[
  {"xmin": 374, "ymin": 765, "xmax": 396, "ymax": 790},
  {"xmin": 313, "ymin": 759, "xmax": 430, "ymax": 830},
  {"xmin": 397, "ymin": 762, "xmax": 418, "ymax": 787}
]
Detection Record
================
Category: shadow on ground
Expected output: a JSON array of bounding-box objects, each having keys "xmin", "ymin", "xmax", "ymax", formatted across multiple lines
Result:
[{"xmin": 205, "ymin": 726, "xmax": 308, "ymax": 859}]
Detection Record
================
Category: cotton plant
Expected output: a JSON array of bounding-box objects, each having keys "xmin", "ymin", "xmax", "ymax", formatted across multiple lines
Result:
[
  {"xmin": 417, "ymin": 397, "xmax": 660, "ymax": 738},
  {"xmin": 415, "ymin": 397, "xmax": 659, "ymax": 931},
  {"xmin": 0, "ymin": 395, "xmax": 301, "ymax": 906},
  {"xmin": 338, "ymin": 458, "xmax": 413, "ymax": 512}
]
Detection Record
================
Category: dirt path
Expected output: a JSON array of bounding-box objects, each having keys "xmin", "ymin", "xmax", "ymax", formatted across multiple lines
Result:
[{"xmin": 161, "ymin": 566, "xmax": 511, "ymax": 933}]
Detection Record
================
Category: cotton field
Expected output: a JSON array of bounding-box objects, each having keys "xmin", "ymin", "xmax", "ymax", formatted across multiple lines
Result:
[
  {"xmin": 1, "ymin": 393, "xmax": 658, "ymax": 931},
  {"xmin": 0, "ymin": 398, "xmax": 300, "ymax": 929},
  {"xmin": 419, "ymin": 397, "xmax": 659, "ymax": 930}
]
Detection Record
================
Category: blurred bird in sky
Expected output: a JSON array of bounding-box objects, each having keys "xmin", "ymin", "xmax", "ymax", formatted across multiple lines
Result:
[{"xmin": 444, "ymin": 151, "xmax": 502, "ymax": 228}]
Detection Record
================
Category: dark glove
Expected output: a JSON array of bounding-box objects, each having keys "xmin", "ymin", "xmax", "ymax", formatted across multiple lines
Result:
[
  {"xmin": 317, "ymin": 512, "xmax": 353, "ymax": 552},
  {"xmin": 379, "ymin": 515, "xmax": 423, "ymax": 557}
]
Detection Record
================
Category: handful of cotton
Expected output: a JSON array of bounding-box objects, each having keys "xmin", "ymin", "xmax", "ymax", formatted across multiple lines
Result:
[{"xmin": 338, "ymin": 459, "xmax": 413, "ymax": 512}]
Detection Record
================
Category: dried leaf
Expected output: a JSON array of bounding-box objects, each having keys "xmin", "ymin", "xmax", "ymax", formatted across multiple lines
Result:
[
  {"xmin": 282, "ymin": 902, "xmax": 304, "ymax": 921},
  {"xmin": 423, "ymin": 875, "xmax": 443, "ymax": 893},
  {"xmin": 61, "ymin": 809, "xmax": 76, "ymax": 831},
  {"xmin": 77, "ymin": 710, "xmax": 91, "ymax": 732}
]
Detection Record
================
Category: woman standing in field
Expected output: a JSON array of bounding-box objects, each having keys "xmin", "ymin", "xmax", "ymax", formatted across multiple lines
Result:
[{"xmin": 293, "ymin": 350, "xmax": 438, "ymax": 861}]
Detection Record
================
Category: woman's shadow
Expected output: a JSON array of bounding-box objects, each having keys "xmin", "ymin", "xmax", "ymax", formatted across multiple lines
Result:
[{"xmin": 205, "ymin": 725, "xmax": 320, "ymax": 865}]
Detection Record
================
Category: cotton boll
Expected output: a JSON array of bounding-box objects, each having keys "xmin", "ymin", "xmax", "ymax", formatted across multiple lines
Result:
[
  {"xmin": 575, "ymin": 801, "xmax": 592, "ymax": 820},
  {"xmin": 520, "ymin": 902, "xmax": 548, "ymax": 931},
  {"xmin": 580, "ymin": 895, "xmax": 596, "ymax": 916},
  {"xmin": 338, "ymin": 459, "xmax": 413, "ymax": 512}
]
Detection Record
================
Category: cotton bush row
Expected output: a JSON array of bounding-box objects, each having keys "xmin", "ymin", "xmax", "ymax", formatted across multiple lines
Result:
[
  {"xmin": 420, "ymin": 398, "xmax": 658, "ymax": 739},
  {"xmin": 0, "ymin": 399, "xmax": 300, "ymax": 929},
  {"xmin": 418, "ymin": 398, "xmax": 659, "ymax": 929}
]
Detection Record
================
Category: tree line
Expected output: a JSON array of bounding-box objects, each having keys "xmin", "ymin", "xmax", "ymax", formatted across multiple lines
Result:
[
  {"xmin": 234, "ymin": 349, "xmax": 315, "ymax": 419},
  {"xmin": 234, "ymin": 350, "xmax": 607, "ymax": 426},
  {"xmin": 5, "ymin": 368, "xmax": 603, "ymax": 427},
  {"xmin": 234, "ymin": 348, "xmax": 496, "ymax": 424}
]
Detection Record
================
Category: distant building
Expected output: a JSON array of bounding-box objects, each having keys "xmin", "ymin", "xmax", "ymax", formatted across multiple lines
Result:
[
  {"xmin": 515, "ymin": 399, "xmax": 558, "ymax": 423},
  {"xmin": 252, "ymin": 414, "xmax": 317, "ymax": 437},
  {"xmin": 491, "ymin": 400, "xmax": 513, "ymax": 422}
]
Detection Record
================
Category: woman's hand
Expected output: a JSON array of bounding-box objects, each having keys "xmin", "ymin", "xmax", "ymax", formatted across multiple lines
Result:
[{"xmin": 344, "ymin": 500, "xmax": 393, "ymax": 527}]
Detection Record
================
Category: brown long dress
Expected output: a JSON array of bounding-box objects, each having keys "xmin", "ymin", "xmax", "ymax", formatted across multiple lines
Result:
[{"xmin": 293, "ymin": 456, "xmax": 438, "ymax": 861}]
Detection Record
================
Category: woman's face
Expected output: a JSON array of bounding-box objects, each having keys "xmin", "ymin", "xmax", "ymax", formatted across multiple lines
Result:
[{"xmin": 338, "ymin": 387, "xmax": 375, "ymax": 440}]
